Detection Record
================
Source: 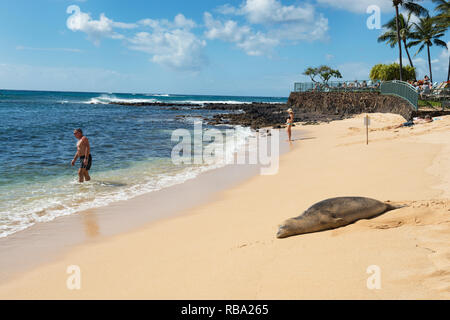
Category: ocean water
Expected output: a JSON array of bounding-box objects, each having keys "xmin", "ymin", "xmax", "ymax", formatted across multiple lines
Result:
[{"xmin": 0, "ymin": 90, "xmax": 287, "ymax": 238}]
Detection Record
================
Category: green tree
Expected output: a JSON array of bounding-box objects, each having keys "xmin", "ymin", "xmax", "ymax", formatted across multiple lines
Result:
[
  {"xmin": 431, "ymin": 0, "xmax": 449, "ymax": 81},
  {"xmin": 391, "ymin": 1, "xmax": 428, "ymax": 80},
  {"xmin": 409, "ymin": 16, "xmax": 448, "ymax": 83},
  {"xmin": 317, "ymin": 66, "xmax": 343, "ymax": 83},
  {"xmin": 431, "ymin": 0, "xmax": 450, "ymax": 27},
  {"xmin": 370, "ymin": 63, "xmax": 416, "ymax": 81},
  {"xmin": 302, "ymin": 66, "xmax": 342, "ymax": 84},
  {"xmin": 378, "ymin": 13, "xmax": 416, "ymax": 73},
  {"xmin": 303, "ymin": 67, "xmax": 320, "ymax": 83}
]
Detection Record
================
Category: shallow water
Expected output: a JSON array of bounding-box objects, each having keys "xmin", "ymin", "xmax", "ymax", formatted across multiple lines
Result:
[{"xmin": 0, "ymin": 90, "xmax": 286, "ymax": 237}]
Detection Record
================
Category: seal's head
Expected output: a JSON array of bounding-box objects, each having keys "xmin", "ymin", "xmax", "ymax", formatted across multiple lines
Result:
[
  {"xmin": 277, "ymin": 213, "xmax": 321, "ymax": 239},
  {"xmin": 277, "ymin": 218, "xmax": 297, "ymax": 239},
  {"xmin": 277, "ymin": 217, "xmax": 314, "ymax": 239}
]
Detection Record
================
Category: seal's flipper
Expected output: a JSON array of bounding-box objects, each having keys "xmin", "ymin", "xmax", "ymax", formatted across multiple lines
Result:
[
  {"xmin": 318, "ymin": 212, "xmax": 345, "ymax": 225},
  {"xmin": 384, "ymin": 202, "xmax": 407, "ymax": 211}
]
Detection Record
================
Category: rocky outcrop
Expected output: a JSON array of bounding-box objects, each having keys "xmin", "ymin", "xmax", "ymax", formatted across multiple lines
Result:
[
  {"xmin": 108, "ymin": 92, "xmax": 421, "ymax": 130},
  {"xmin": 202, "ymin": 103, "xmax": 345, "ymax": 129},
  {"xmin": 287, "ymin": 91, "xmax": 415, "ymax": 121}
]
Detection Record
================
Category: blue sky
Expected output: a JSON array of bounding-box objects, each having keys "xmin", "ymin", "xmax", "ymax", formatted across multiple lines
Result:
[{"xmin": 0, "ymin": 0, "xmax": 448, "ymax": 96}]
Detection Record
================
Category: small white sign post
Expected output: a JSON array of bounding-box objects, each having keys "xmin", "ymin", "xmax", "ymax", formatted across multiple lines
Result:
[{"xmin": 364, "ymin": 115, "xmax": 371, "ymax": 145}]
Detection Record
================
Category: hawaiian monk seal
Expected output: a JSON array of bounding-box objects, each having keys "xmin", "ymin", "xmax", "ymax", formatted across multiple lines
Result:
[{"xmin": 277, "ymin": 197, "xmax": 397, "ymax": 239}]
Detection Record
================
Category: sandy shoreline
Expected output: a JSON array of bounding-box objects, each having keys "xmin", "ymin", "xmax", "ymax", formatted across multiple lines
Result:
[{"xmin": 0, "ymin": 113, "xmax": 449, "ymax": 299}]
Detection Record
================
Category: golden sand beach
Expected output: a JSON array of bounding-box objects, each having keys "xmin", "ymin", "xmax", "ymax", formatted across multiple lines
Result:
[{"xmin": 0, "ymin": 113, "xmax": 449, "ymax": 299}]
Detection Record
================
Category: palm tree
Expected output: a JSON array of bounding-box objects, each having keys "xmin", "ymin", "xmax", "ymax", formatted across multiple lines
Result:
[
  {"xmin": 378, "ymin": 13, "xmax": 416, "ymax": 71},
  {"xmin": 391, "ymin": 1, "xmax": 428, "ymax": 80},
  {"xmin": 431, "ymin": 0, "xmax": 449, "ymax": 81},
  {"xmin": 431, "ymin": 0, "xmax": 450, "ymax": 27},
  {"xmin": 409, "ymin": 16, "xmax": 448, "ymax": 83}
]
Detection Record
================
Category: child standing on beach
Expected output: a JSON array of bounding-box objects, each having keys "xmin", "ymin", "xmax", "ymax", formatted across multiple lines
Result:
[{"xmin": 286, "ymin": 108, "xmax": 294, "ymax": 142}]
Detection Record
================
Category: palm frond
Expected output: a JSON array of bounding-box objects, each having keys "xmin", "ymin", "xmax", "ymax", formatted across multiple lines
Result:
[
  {"xmin": 402, "ymin": 2, "xmax": 429, "ymax": 17},
  {"xmin": 414, "ymin": 43, "xmax": 426, "ymax": 56},
  {"xmin": 433, "ymin": 38, "xmax": 448, "ymax": 48}
]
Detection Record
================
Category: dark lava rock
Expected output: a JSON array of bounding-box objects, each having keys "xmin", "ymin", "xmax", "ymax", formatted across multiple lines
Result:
[
  {"xmin": 287, "ymin": 91, "xmax": 416, "ymax": 121},
  {"xmin": 109, "ymin": 92, "xmax": 423, "ymax": 130}
]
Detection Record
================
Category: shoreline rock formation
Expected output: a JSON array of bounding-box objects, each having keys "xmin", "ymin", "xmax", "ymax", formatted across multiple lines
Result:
[{"xmin": 107, "ymin": 92, "xmax": 448, "ymax": 130}]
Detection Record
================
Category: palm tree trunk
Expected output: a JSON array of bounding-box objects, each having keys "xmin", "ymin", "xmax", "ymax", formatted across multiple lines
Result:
[
  {"xmin": 403, "ymin": 39, "xmax": 415, "ymax": 79},
  {"xmin": 395, "ymin": 5, "xmax": 403, "ymax": 81},
  {"xmin": 403, "ymin": 41, "xmax": 414, "ymax": 68},
  {"xmin": 427, "ymin": 44, "xmax": 433, "ymax": 84},
  {"xmin": 447, "ymin": 54, "xmax": 450, "ymax": 82}
]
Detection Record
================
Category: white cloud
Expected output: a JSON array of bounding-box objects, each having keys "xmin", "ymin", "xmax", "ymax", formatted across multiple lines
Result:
[
  {"xmin": 66, "ymin": 5, "xmax": 137, "ymax": 45},
  {"xmin": 204, "ymin": 12, "xmax": 278, "ymax": 56},
  {"xmin": 66, "ymin": 7, "xmax": 206, "ymax": 71},
  {"xmin": 316, "ymin": 0, "xmax": 393, "ymax": 14},
  {"xmin": 241, "ymin": 0, "xmax": 319, "ymax": 25},
  {"xmin": 64, "ymin": 2, "xmax": 331, "ymax": 70},
  {"xmin": 237, "ymin": 32, "xmax": 279, "ymax": 56},
  {"xmin": 174, "ymin": 14, "xmax": 197, "ymax": 30},
  {"xmin": 222, "ymin": 0, "xmax": 328, "ymax": 40},
  {"xmin": 216, "ymin": 4, "xmax": 240, "ymax": 15},
  {"xmin": 139, "ymin": 14, "xmax": 197, "ymax": 31},
  {"xmin": 325, "ymin": 54, "xmax": 334, "ymax": 61},
  {"xmin": 205, "ymin": 0, "xmax": 328, "ymax": 56},
  {"xmin": 204, "ymin": 13, "xmax": 250, "ymax": 43},
  {"xmin": 128, "ymin": 15, "xmax": 207, "ymax": 71}
]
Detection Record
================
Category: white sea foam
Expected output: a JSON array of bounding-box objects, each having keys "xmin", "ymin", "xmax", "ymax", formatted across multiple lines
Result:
[
  {"xmin": 147, "ymin": 94, "xmax": 171, "ymax": 97},
  {"xmin": 85, "ymin": 94, "xmax": 157, "ymax": 105},
  {"xmin": 80, "ymin": 94, "xmax": 281, "ymax": 106},
  {"xmin": 0, "ymin": 125, "xmax": 254, "ymax": 239}
]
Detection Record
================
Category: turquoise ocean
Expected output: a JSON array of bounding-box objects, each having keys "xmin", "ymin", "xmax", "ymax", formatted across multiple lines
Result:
[{"xmin": 0, "ymin": 90, "xmax": 286, "ymax": 238}]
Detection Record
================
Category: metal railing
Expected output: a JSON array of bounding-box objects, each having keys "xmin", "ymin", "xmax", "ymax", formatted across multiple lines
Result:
[
  {"xmin": 380, "ymin": 80, "xmax": 419, "ymax": 110},
  {"xmin": 293, "ymin": 80, "xmax": 449, "ymax": 111},
  {"xmin": 294, "ymin": 80, "xmax": 381, "ymax": 93},
  {"xmin": 421, "ymin": 87, "xmax": 450, "ymax": 101}
]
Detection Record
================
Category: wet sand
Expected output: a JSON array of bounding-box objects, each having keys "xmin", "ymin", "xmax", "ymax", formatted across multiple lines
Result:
[{"xmin": 0, "ymin": 113, "xmax": 449, "ymax": 299}]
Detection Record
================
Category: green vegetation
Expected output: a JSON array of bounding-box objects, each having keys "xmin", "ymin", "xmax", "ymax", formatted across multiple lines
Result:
[
  {"xmin": 409, "ymin": 16, "xmax": 447, "ymax": 83},
  {"xmin": 418, "ymin": 100, "xmax": 443, "ymax": 108},
  {"xmin": 302, "ymin": 66, "xmax": 342, "ymax": 84},
  {"xmin": 370, "ymin": 63, "xmax": 416, "ymax": 81},
  {"xmin": 384, "ymin": 1, "xmax": 449, "ymax": 81},
  {"xmin": 390, "ymin": 1, "xmax": 429, "ymax": 80},
  {"xmin": 378, "ymin": 13, "xmax": 416, "ymax": 71},
  {"xmin": 431, "ymin": 0, "xmax": 450, "ymax": 28},
  {"xmin": 431, "ymin": 0, "xmax": 450, "ymax": 81}
]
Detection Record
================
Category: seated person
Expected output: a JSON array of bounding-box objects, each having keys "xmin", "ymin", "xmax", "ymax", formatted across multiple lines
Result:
[
  {"xmin": 394, "ymin": 115, "xmax": 433, "ymax": 128},
  {"xmin": 420, "ymin": 84, "xmax": 431, "ymax": 98}
]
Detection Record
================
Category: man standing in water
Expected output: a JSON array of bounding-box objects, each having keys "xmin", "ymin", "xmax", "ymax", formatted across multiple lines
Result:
[{"xmin": 71, "ymin": 128, "xmax": 92, "ymax": 183}]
